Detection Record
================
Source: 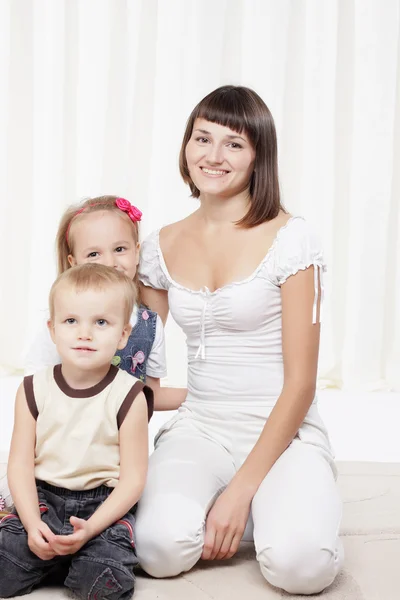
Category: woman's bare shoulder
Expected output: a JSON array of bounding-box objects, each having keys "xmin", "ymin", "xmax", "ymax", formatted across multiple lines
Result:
[{"xmin": 159, "ymin": 213, "xmax": 198, "ymax": 250}]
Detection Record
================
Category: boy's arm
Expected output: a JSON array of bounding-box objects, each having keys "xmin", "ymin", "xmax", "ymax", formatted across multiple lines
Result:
[
  {"xmin": 146, "ymin": 376, "xmax": 187, "ymax": 410},
  {"xmin": 7, "ymin": 383, "xmax": 41, "ymax": 528},
  {"xmin": 50, "ymin": 391, "xmax": 149, "ymax": 554},
  {"xmin": 8, "ymin": 383, "xmax": 56, "ymax": 560},
  {"xmin": 85, "ymin": 390, "xmax": 149, "ymax": 535}
]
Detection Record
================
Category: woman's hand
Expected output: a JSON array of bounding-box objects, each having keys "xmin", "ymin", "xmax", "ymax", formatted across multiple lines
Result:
[{"xmin": 202, "ymin": 484, "xmax": 252, "ymax": 561}]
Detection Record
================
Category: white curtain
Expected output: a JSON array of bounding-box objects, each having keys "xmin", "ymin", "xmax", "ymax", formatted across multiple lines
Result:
[{"xmin": 0, "ymin": 0, "xmax": 399, "ymax": 391}]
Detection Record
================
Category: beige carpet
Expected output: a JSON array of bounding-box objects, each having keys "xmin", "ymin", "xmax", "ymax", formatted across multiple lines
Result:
[{"xmin": 1, "ymin": 461, "xmax": 399, "ymax": 599}]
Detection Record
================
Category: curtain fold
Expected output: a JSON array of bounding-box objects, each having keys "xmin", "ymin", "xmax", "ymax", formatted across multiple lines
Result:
[{"xmin": 0, "ymin": 0, "xmax": 399, "ymax": 391}]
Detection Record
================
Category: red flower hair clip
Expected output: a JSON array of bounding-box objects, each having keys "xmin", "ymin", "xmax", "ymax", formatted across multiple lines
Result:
[{"xmin": 115, "ymin": 197, "xmax": 142, "ymax": 222}]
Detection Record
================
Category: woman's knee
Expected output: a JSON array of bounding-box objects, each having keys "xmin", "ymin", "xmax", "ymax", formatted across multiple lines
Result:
[
  {"xmin": 257, "ymin": 538, "xmax": 343, "ymax": 595},
  {"xmin": 135, "ymin": 494, "xmax": 204, "ymax": 578}
]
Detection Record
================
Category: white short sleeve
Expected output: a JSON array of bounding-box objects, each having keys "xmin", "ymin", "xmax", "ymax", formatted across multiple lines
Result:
[
  {"xmin": 139, "ymin": 230, "xmax": 170, "ymax": 291},
  {"xmin": 272, "ymin": 217, "xmax": 327, "ymax": 323},
  {"xmin": 146, "ymin": 314, "xmax": 167, "ymax": 378},
  {"xmin": 24, "ymin": 310, "xmax": 60, "ymax": 375}
]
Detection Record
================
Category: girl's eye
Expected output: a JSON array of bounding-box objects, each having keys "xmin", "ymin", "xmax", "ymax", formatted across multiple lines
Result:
[
  {"xmin": 96, "ymin": 319, "xmax": 107, "ymax": 326},
  {"xmin": 66, "ymin": 318, "xmax": 76, "ymax": 325},
  {"xmin": 87, "ymin": 251, "xmax": 99, "ymax": 258},
  {"xmin": 115, "ymin": 246, "xmax": 125, "ymax": 253}
]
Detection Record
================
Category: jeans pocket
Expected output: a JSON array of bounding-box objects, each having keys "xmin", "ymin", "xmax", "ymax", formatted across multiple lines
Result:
[
  {"xmin": 38, "ymin": 501, "xmax": 49, "ymax": 516},
  {"xmin": 104, "ymin": 512, "xmax": 137, "ymax": 552},
  {"xmin": 114, "ymin": 519, "xmax": 135, "ymax": 549},
  {"xmin": 0, "ymin": 513, "xmax": 25, "ymax": 534}
]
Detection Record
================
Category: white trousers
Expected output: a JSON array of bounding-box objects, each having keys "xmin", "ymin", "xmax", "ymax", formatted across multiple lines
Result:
[{"xmin": 135, "ymin": 403, "xmax": 343, "ymax": 595}]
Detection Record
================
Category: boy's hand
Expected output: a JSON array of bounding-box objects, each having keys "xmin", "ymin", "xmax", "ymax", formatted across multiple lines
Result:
[
  {"xmin": 49, "ymin": 516, "xmax": 92, "ymax": 555},
  {"xmin": 27, "ymin": 521, "xmax": 57, "ymax": 561}
]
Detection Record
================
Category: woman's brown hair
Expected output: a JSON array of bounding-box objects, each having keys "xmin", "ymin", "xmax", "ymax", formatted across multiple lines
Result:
[
  {"xmin": 179, "ymin": 85, "xmax": 284, "ymax": 227},
  {"xmin": 55, "ymin": 195, "xmax": 141, "ymax": 304}
]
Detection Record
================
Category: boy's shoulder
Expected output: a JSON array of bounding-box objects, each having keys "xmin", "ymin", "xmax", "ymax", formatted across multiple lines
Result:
[
  {"xmin": 113, "ymin": 366, "xmax": 146, "ymax": 390},
  {"xmin": 113, "ymin": 367, "xmax": 153, "ymax": 421},
  {"xmin": 25, "ymin": 364, "xmax": 55, "ymax": 385}
]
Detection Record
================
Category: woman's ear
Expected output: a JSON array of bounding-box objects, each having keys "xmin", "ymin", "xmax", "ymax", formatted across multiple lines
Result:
[{"xmin": 68, "ymin": 254, "xmax": 76, "ymax": 267}]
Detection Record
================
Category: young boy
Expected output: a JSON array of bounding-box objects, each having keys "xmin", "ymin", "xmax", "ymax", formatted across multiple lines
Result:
[{"xmin": 0, "ymin": 264, "xmax": 152, "ymax": 599}]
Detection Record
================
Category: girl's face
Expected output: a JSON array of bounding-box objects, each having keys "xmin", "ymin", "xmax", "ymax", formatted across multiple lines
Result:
[
  {"xmin": 185, "ymin": 118, "xmax": 256, "ymax": 199},
  {"xmin": 68, "ymin": 211, "xmax": 139, "ymax": 280}
]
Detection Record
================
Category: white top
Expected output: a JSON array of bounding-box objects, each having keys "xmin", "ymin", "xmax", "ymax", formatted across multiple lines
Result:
[
  {"xmin": 139, "ymin": 216, "xmax": 326, "ymax": 408},
  {"xmin": 24, "ymin": 305, "xmax": 167, "ymax": 378}
]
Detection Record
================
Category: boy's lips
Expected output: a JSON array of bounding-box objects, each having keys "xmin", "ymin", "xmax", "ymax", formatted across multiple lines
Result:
[{"xmin": 73, "ymin": 347, "xmax": 96, "ymax": 352}]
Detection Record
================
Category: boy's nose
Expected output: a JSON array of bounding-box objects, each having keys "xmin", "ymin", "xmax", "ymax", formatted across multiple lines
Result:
[{"xmin": 78, "ymin": 328, "xmax": 92, "ymax": 340}]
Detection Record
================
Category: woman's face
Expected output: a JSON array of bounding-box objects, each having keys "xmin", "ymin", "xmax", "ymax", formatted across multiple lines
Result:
[{"xmin": 185, "ymin": 118, "xmax": 256, "ymax": 199}]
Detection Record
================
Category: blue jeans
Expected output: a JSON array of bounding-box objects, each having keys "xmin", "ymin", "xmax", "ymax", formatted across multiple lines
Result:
[{"xmin": 0, "ymin": 481, "xmax": 137, "ymax": 599}]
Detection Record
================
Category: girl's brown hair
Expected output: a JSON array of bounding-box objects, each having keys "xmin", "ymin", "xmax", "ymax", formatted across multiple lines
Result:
[
  {"xmin": 56, "ymin": 195, "xmax": 141, "ymax": 303},
  {"xmin": 179, "ymin": 85, "xmax": 284, "ymax": 227}
]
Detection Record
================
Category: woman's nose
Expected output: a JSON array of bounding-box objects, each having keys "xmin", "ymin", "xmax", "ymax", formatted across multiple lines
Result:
[{"xmin": 205, "ymin": 143, "xmax": 224, "ymax": 164}]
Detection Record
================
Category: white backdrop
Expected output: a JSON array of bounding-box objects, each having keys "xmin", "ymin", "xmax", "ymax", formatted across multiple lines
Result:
[{"xmin": 0, "ymin": 0, "xmax": 399, "ymax": 391}]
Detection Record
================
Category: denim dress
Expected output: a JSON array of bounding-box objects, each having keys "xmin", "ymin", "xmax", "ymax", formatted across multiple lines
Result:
[{"xmin": 112, "ymin": 305, "xmax": 157, "ymax": 382}]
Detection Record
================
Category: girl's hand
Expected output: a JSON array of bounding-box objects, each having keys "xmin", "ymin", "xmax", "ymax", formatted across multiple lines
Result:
[
  {"xmin": 27, "ymin": 521, "xmax": 57, "ymax": 561},
  {"xmin": 49, "ymin": 516, "xmax": 92, "ymax": 556},
  {"xmin": 202, "ymin": 485, "xmax": 252, "ymax": 561}
]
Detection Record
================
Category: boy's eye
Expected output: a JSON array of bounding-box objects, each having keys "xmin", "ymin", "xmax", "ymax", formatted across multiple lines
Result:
[
  {"xmin": 87, "ymin": 251, "xmax": 99, "ymax": 258},
  {"xmin": 66, "ymin": 318, "xmax": 76, "ymax": 325},
  {"xmin": 96, "ymin": 319, "xmax": 107, "ymax": 326},
  {"xmin": 115, "ymin": 246, "xmax": 125, "ymax": 253}
]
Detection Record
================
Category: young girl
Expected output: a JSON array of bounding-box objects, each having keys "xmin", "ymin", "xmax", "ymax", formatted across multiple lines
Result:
[
  {"xmin": 24, "ymin": 195, "xmax": 185, "ymax": 411},
  {"xmin": 0, "ymin": 264, "xmax": 151, "ymax": 599}
]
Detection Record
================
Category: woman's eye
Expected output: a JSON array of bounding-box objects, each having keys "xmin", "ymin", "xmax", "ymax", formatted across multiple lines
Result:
[
  {"xmin": 96, "ymin": 319, "xmax": 107, "ymax": 326},
  {"xmin": 196, "ymin": 137, "xmax": 209, "ymax": 144},
  {"xmin": 228, "ymin": 142, "xmax": 242, "ymax": 149}
]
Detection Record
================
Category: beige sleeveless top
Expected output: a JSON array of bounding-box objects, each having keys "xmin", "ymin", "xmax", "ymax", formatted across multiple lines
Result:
[{"xmin": 23, "ymin": 365, "xmax": 153, "ymax": 490}]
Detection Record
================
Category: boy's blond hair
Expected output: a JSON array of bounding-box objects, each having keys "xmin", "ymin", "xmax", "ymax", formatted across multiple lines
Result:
[{"xmin": 49, "ymin": 264, "xmax": 136, "ymax": 325}]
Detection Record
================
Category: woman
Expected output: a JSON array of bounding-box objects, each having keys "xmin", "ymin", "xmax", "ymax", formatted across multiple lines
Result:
[{"xmin": 136, "ymin": 85, "xmax": 343, "ymax": 595}]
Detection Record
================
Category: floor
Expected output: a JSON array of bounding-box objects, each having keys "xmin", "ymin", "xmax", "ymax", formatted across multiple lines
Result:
[{"xmin": 1, "ymin": 376, "xmax": 400, "ymax": 599}]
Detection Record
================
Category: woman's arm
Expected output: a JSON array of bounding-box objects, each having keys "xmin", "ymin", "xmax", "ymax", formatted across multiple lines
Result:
[
  {"xmin": 202, "ymin": 266, "xmax": 322, "ymax": 560},
  {"xmin": 146, "ymin": 376, "xmax": 187, "ymax": 411},
  {"xmin": 140, "ymin": 284, "xmax": 169, "ymax": 325},
  {"xmin": 231, "ymin": 266, "xmax": 321, "ymax": 496},
  {"xmin": 142, "ymin": 285, "xmax": 187, "ymax": 410}
]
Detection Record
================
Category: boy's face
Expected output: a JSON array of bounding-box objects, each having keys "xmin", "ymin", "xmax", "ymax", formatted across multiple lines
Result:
[{"xmin": 48, "ymin": 285, "xmax": 131, "ymax": 372}]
